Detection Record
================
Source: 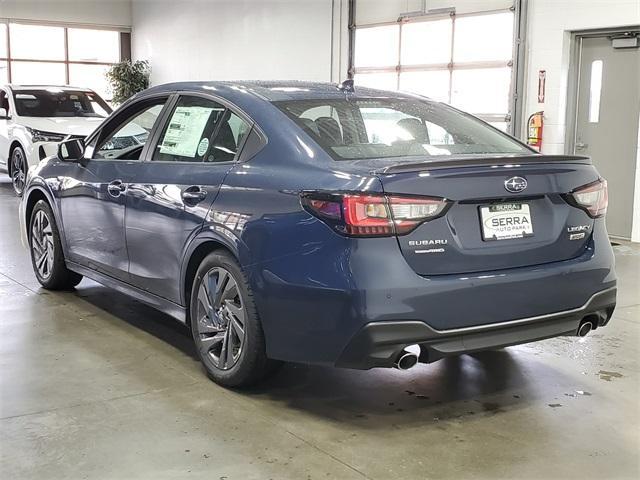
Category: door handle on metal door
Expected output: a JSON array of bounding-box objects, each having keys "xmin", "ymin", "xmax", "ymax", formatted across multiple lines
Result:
[
  {"xmin": 107, "ymin": 179, "xmax": 126, "ymax": 197},
  {"xmin": 181, "ymin": 186, "xmax": 208, "ymax": 203}
]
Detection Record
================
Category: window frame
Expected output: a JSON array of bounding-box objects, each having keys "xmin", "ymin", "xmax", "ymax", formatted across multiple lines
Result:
[
  {"xmin": 0, "ymin": 18, "xmax": 129, "ymax": 100},
  {"xmin": 87, "ymin": 93, "xmax": 173, "ymax": 162},
  {"xmin": 142, "ymin": 92, "xmax": 260, "ymax": 166}
]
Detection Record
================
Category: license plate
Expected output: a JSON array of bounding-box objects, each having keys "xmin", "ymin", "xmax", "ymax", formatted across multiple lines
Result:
[{"xmin": 480, "ymin": 203, "xmax": 534, "ymax": 241}]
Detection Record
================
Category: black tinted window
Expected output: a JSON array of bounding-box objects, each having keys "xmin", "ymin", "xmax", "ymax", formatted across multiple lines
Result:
[
  {"xmin": 275, "ymin": 98, "xmax": 531, "ymax": 160},
  {"xmin": 13, "ymin": 89, "xmax": 112, "ymax": 117}
]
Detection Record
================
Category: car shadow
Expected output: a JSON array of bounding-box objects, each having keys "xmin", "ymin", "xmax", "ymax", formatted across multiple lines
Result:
[
  {"xmin": 69, "ymin": 282, "xmax": 560, "ymax": 429},
  {"xmin": 238, "ymin": 348, "xmax": 547, "ymax": 428},
  {"xmin": 72, "ymin": 282, "xmax": 199, "ymax": 360}
]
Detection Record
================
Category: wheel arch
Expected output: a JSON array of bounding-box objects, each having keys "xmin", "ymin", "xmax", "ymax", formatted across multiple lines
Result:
[
  {"xmin": 181, "ymin": 235, "xmax": 240, "ymax": 324},
  {"xmin": 23, "ymin": 185, "xmax": 67, "ymax": 254},
  {"xmin": 24, "ymin": 188, "xmax": 50, "ymax": 234}
]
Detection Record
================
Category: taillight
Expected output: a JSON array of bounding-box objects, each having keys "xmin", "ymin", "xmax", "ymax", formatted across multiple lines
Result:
[
  {"xmin": 569, "ymin": 179, "xmax": 608, "ymax": 218},
  {"xmin": 301, "ymin": 192, "xmax": 449, "ymax": 237}
]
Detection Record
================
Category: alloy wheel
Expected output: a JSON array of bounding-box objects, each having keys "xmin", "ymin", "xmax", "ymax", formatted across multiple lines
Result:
[
  {"xmin": 31, "ymin": 210, "xmax": 54, "ymax": 280},
  {"xmin": 11, "ymin": 149, "xmax": 26, "ymax": 195},
  {"xmin": 195, "ymin": 267, "xmax": 246, "ymax": 370}
]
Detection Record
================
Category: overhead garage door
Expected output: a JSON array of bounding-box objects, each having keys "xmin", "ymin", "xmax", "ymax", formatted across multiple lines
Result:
[{"xmin": 353, "ymin": 9, "xmax": 515, "ymax": 132}]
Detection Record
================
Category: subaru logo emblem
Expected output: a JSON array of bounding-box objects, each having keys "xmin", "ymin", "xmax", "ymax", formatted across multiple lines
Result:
[{"xmin": 504, "ymin": 176, "xmax": 528, "ymax": 193}]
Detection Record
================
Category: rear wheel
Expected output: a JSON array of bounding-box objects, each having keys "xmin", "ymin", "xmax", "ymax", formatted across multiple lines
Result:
[
  {"xmin": 11, "ymin": 146, "xmax": 27, "ymax": 197},
  {"xmin": 29, "ymin": 200, "xmax": 83, "ymax": 289},
  {"xmin": 190, "ymin": 251, "xmax": 279, "ymax": 387}
]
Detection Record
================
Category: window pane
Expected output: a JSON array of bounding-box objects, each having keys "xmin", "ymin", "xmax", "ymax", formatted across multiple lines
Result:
[
  {"xmin": 276, "ymin": 99, "xmax": 530, "ymax": 160},
  {"xmin": 13, "ymin": 89, "xmax": 111, "ymax": 118},
  {"xmin": 451, "ymin": 67, "xmax": 511, "ymax": 114},
  {"xmin": 68, "ymin": 28, "xmax": 120, "ymax": 63},
  {"xmin": 453, "ymin": 12, "xmax": 514, "ymax": 63},
  {"xmin": 156, "ymin": 96, "xmax": 227, "ymax": 162},
  {"xmin": 0, "ymin": 24, "xmax": 7, "ymax": 58},
  {"xmin": 588, "ymin": 60, "xmax": 603, "ymax": 123},
  {"xmin": 355, "ymin": 25, "xmax": 399, "ymax": 68},
  {"xmin": 401, "ymin": 19, "xmax": 452, "ymax": 65},
  {"xmin": 11, "ymin": 61, "xmax": 66, "ymax": 85},
  {"xmin": 354, "ymin": 72, "xmax": 398, "ymax": 91},
  {"xmin": 211, "ymin": 112, "xmax": 250, "ymax": 162},
  {"xmin": 400, "ymin": 70, "xmax": 450, "ymax": 103},
  {"xmin": 0, "ymin": 61, "xmax": 8, "ymax": 84},
  {"xmin": 10, "ymin": 24, "xmax": 65, "ymax": 61},
  {"xmin": 96, "ymin": 102, "xmax": 166, "ymax": 160},
  {"xmin": 69, "ymin": 64, "xmax": 112, "ymax": 101}
]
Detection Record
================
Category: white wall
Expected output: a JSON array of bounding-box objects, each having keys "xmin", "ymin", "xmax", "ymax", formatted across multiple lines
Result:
[
  {"xmin": 522, "ymin": 0, "xmax": 640, "ymax": 155},
  {"xmin": 522, "ymin": 0, "xmax": 640, "ymax": 241},
  {"xmin": 0, "ymin": 0, "xmax": 132, "ymax": 27},
  {"xmin": 131, "ymin": 0, "xmax": 347, "ymax": 85}
]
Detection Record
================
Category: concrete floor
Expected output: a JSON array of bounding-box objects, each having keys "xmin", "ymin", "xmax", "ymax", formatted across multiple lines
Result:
[{"xmin": 0, "ymin": 177, "xmax": 638, "ymax": 480}]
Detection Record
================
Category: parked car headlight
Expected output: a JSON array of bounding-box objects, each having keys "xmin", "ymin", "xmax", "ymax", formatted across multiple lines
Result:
[{"xmin": 26, "ymin": 127, "xmax": 67, "ymax": 143}]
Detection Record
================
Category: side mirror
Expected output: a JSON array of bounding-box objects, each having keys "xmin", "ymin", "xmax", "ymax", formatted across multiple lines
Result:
[
  {"xmin": 0, "ymin": 107, "xmax": 9, "ymax": 120},
  {"xmin": 57, "ymin": 138, "xmax": 85, "ymax": 162}
]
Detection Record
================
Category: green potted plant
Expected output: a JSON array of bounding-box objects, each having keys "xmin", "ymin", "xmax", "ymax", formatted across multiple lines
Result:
[{"xmin": 105, "ymin": 60, "xmax": 151, "ymax": 105}]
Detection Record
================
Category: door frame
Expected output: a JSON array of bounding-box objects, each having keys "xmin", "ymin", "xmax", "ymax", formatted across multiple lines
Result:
[
  {"xmin": 565, "ymin": 25, "xmax": 640, "ymax": 242},
  {"xmin": 564, "ymin": 25, "xmax": 640, "ymax": 155}
]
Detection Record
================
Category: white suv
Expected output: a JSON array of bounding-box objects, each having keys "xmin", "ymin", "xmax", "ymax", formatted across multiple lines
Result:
[{"xmin": 0, "ymin": 85, "xmax": 112, "ymax": 196}]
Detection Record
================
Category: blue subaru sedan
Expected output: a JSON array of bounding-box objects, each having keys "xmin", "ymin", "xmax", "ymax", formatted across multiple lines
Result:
[{"xmin": 20, "ymin": 81, "xmax": 616, "ymax": 387}]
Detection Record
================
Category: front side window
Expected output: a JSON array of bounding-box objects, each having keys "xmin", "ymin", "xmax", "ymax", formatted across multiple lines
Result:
[
  {"xmin": 276, "ymin": 98, "xmax": 531, "ymax": 160},
  {"xmin": 94, "ymin": 100, "xmax": 166, "ymax": 160},
  {"xmin": 154, "ymin": 96, "xmax": 250, "ymax": 163},
  {"xmin": 12, "ymin": 89, "xmax": 112, "ymax": 118}
]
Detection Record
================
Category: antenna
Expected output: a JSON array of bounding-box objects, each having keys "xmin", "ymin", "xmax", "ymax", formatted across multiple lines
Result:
[{"xmin": 338, "ymin": 79, "xmax": 355, "ymax": 93}]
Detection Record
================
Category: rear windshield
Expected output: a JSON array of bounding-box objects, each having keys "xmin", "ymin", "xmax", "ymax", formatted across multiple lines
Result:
[
  {"xmin": 275, "ymin": 98, "xmax": 531, "ymax": 160},
  {"xmin": 13, "ymin": 89, "xmax": 112, "ymax": 118}
]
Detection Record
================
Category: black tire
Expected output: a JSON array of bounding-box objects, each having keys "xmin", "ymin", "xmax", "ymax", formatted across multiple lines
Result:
[
  {"xmin": 189, "ymin": 251, "xmax": 280, "ymax": 387},
  {"xmin": 29, "ymin": 200, "xmax": 83, "ymax": 290},
  {"xmin": 10, "ymin": 146, "xmax": 27, "ymax": 197}
]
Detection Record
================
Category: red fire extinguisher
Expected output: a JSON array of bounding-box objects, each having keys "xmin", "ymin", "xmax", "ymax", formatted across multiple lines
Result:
[{"xmin": 527, "ymin": 111, "xmax": 544, "ymax": 151}]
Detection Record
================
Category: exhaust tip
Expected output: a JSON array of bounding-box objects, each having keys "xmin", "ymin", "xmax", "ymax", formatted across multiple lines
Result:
[
  {"xmin": 577, "ymin": 321, "xmax": 593, "ymax": 337},
  {"xmin": 395, "ymin": 350, "xmax": 419, "ymax": 370}
]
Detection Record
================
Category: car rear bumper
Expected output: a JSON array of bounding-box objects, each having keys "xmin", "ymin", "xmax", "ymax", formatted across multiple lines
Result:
[
  {"xmin": 253, "ymin": 219, "xmax": 616, "ymax": 367},
  {"xmin": 336, "ymin": 286, "xmax": 616, "ymax": 369}
]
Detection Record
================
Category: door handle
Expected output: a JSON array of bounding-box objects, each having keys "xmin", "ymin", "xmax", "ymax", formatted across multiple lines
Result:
[
  {"xmin": 182, "ymin": 186, "xmax": 208, "ymax": 203},
  {"xmin": 107, "ymin": 179, "xmax": 126, "ymax": 198},
  {"xmin": 575, "ymin": 142, "xmax": 588, "ymax": 150}
]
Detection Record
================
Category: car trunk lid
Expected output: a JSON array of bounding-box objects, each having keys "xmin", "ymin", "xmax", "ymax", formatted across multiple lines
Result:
[{"xmin": 371, "ymin": 155, "xmax": 599, "ymax": 275}]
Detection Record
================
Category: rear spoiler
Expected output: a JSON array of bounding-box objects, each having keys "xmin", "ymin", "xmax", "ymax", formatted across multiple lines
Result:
[{"xmin": 374, "ymin": 155, "xmax": 592, "ymax": 174}]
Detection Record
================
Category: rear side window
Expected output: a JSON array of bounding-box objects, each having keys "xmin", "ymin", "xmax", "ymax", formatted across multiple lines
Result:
[
  {"xmin": 153, "ymin": 96, "xmax": 251, "ymax": 163},
  {"xmin": 275, "ymin": 98, "xmax": 531, "ymax": 160}
]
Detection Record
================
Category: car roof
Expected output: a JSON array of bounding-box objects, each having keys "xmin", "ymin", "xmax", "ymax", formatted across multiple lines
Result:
[
  {"xmin": 141, "ymin": 80, "xmax": 424, "ymax": 102},
  {"xmin": 4, "ymin": 84, "xmax": 94, "ymax": 92}
]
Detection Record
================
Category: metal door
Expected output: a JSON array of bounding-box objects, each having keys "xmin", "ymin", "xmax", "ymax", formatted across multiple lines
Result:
[{"xmin": 573, "ymin": 34, "xmax": 640, "ymax": 239}]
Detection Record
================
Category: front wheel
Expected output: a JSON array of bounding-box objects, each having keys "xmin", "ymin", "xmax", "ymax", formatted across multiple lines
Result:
[
  {"xmin": 29, "ymin": 200, "xmax": 83, "ymax": 289},
  {"xmin": 190, "ymin": 251, "xmax": 280, "ymax": 387},
  {"xmin": 11, "ymin": 146, "xmax": 27, "ymax": 197}
]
